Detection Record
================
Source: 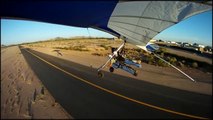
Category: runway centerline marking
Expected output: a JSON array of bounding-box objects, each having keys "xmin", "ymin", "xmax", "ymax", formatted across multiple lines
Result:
[{"xmin": 24, "ymin": 48, "xmax": 208, "ymax": 119}]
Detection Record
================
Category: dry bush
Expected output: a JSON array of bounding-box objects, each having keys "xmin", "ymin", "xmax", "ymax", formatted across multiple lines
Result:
[
  {"xmin": 91, "ymin": 52, "xmax": 107, "ymax": 56},
  {"xmin": 191, "ymin": 62, "xmax": 198, "ymax": 68}
]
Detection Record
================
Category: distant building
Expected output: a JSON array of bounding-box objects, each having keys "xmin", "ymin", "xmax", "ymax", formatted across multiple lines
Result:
[
  {"xmin": 166, "ymin": 41, "xmax": 176, "ymax": 44},
  {"xmin": 157, "ymin": 39, "xmax": 164, "ymax": 42},
  {"xmin": 192, "ymin": 43, "xmax": 206, "ymax": 52},
  {"xmin": 193, "ymin": 43, "xmax": 205, "ymax": 48},
  {"xmin": 149, "ymin": 39, "xmax": 157, "ymax": 43},
  {"xmin": 204, "ymin": 46, "xmax": 212, "ymax": 52},
  {"xmin": 181, "ymin": 42, "xmax": 190, "ymax": 47},
  {"xmin": 167, "ymin": 41, "xmax": 171, "ymax": 44},
  {"xmin": 176, "ymin": 42, "xmax": 182, "ymax": 47},
  {"xmin": 171, "ymin": 41, "xmax": 176, "ymax": 44}
]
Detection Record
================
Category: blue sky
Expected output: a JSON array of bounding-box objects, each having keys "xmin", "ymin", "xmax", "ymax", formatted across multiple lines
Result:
[
  {"xmin": 1, "ymin": 10, "xmax": 212, "ymax": 46},
  {"xmin": 154, "ymin": 10, "xmax": 212, "ymax": 46}
]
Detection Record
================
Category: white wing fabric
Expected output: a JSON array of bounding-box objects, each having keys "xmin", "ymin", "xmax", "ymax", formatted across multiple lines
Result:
[{"xmin": 108, "ymin": 1, "xmax": 212, "ymax": 46}]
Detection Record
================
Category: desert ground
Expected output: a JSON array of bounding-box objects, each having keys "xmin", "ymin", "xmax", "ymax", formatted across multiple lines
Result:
[
  {"xmin": 1, "ymin": 38, "xmax": 212, "ymax": 119},
  {"xmin": 22, "ymin": 38, "xmax": 212, "ymax": 95},
  {"xmin": 1, "ymin": 46, "xmax": 72, "ymax": 119}
]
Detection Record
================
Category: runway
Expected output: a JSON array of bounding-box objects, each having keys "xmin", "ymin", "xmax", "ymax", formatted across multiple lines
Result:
[{"xmin": 20, "ymin": 46, "xmax": 212, "ymax": 119}]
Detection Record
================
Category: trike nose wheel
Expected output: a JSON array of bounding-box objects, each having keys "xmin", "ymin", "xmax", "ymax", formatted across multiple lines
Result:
[{"xmin": 98, "ymin": 71, "xmax": 104, "ymax": 78}]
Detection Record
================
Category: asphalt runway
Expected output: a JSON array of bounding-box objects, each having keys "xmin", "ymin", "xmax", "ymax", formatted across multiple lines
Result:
[{"xmin": 20, "ymin": 46, "xmax": 212, "ymax": 119}]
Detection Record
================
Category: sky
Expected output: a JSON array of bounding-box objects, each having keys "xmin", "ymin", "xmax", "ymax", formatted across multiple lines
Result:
[{"xmin": 1, "ymin": 10, "xmax": 212, "ymax": 46}]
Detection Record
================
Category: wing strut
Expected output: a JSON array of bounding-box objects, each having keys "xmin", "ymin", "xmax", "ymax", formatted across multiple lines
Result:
[{"xmin": 152, "ymin": 53, "xmax": 196, "ymax": 82}]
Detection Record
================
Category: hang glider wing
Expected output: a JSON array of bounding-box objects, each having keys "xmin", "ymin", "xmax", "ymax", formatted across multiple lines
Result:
[
  {"xmin": 107, "ymin": 1, "xmax": 212, "ymax": 46},
  {"xmin": 1, "ymin": 1, "xmax": 212, "ymax": 46}
]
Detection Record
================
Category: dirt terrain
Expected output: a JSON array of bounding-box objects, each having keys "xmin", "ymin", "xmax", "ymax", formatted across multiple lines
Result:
[
  {"xmin": 1, "ymin": 46, "xmax": 72, "ymax": 119},
  {"xmin": 21, "ymin": 38, "xmax": 212, "ymax": 95},
  {"xmin": 1, "ymin": 39, "xmax": 211, "ymax": 119}
]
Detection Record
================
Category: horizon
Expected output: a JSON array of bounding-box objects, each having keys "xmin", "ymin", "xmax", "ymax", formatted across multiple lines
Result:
[
  {"xmin": 1, "ymin": 11, "xmax": 212, "ymax": 47},
  {"xmin": 2, "ymin": 36, "xmax": 212, "ymax": 48}
]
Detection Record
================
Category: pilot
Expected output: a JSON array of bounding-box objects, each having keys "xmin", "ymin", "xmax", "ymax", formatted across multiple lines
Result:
[
  {"xmin": 111, "ymin": 47, "xmax": 125, "ymax": 64},
  {"xmin": 116, "ymin": 51, "xmax": 125, "ymax": 64}
]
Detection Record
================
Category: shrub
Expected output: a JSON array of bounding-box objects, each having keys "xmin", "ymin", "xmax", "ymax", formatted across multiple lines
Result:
[
  {"xmin": 157, "ymin": 59, "xmax": 164, "ymax": 66},
  {"xmin": 169, "ymin": 57, "xmax": 177, "ymax": 65},
  {"xmin": 91, "ymin": 53, "xmax": 105, "ymax": 56},
  {"xmin": 191, "ymin": 62, "xmax": 198, "ymax": 68},
  {"xmin": 99, "ymin": 44, "xmax": 109, "ymax": 50},
  {"xmin": 53, "ymin": 46, "xmax": 89, "ymax": 51},
  {"xmin": 159, "ymin": 47, "xmax": 167, "ymax": 53},
  {"xmin": 147, "ymin": 55, "xmax": 155, "ymax": 65},
  {"xmin": 177, "ymin": 61, "xmax": 185, "ymax": 68},
  {"xmin": 160, "ymin": 52, "xmax": 164, "ymax": 58}
]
